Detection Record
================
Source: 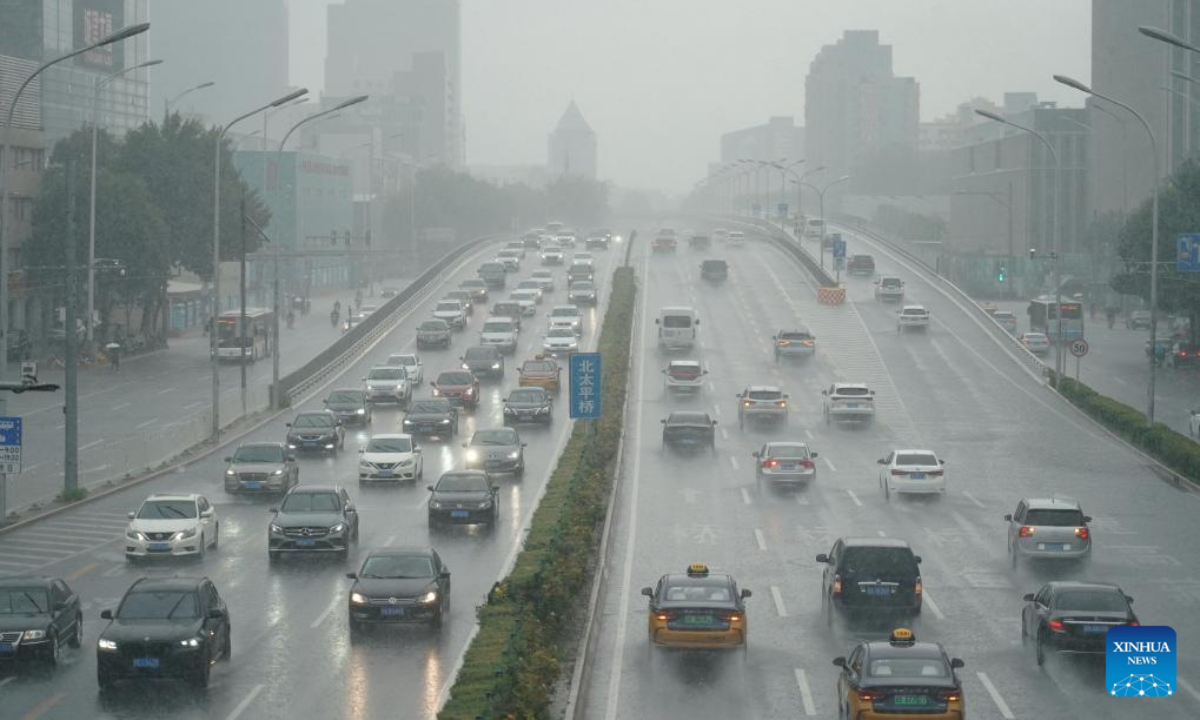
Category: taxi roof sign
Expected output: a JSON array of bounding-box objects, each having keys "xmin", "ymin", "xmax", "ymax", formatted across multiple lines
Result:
[
  {"xmin": 686, "ymin": 563, "xmax": 709, "ymax": 577},
  {"xmin": 889, "ymin": 628, "xmax": 916, "ymax": 645}
]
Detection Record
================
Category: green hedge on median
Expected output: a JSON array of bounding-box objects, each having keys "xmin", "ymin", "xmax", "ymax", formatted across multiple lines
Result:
[
  {"xmin": 1054, "ymin": 375, "xmax": 1200, "ymax": 483},
  {"xmin": 440, "ymin": 266, "xmax": 637, "ymax": 720}
]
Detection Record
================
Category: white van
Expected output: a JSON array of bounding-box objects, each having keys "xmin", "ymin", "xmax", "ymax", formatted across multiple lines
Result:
[
  {"xmin": 805, "ymin": 218, "xmax": 825, "ymax": 239},
  {"xmin": 656, "ymin": 307, "xmax": 699, "ymax": 350}
]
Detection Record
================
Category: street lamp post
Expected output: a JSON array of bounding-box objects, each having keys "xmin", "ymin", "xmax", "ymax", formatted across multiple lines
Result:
[
  {"xmin": 1055, "ymin": 70, "xmax": 1161, "ymax": 425},
  {"xmin": 0, "ymin": 21, "xmax": 149, "ymax": 381},
  {"xmin": 796, "ymin": 165, "xmax": 826, "ymax": 226},
  {"xmin": 210, "ymin": 88, "xmax": 309, "ymax": 439},
  {"xmin": 89, "ymin": 59, "xmax": 162, "ymax": 356},
  {"xmin": 164, "ymin": 81, "xmax": 214, "ymax": 119},
  {"xmin": 955, "ymin": 187, "xmax": 1014, "ymax": 297},
  {"xmin": 799, "ymin": 175, "xmax": 850, "ymax": 270},
  {"xmin": 770, "ymin": 160, "xmax": 805, "ymax": 229}
]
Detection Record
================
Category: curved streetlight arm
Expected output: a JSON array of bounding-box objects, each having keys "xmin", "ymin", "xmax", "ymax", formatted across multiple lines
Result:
[
  {"xmin": 277, "ymin": 96, "xmax": 369, "ymax": 155},
  {"xmin": 165, "ymin": 81, "xmax": 215, "ymax": 116}
]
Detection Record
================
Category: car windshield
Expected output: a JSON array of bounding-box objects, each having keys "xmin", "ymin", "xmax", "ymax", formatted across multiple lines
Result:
[
  {"xmin": 1024, "ymin": 509, "xmax": 1085, "ymax": 526},
  {"xmin": 747, "ymin": 390, "xmax": 782, "ymax": 400},
  {"xmin": 509, "ymin": 389, "xmax": 546, "ymax": 403},
  {"xmin": 1023, "ymin": 334, "xmax": 1048, "ymax": 342},
  {"xmin": 438, "ymin": 372, "xmax": 473, "ymax": 385},
  {"xmin": 281, "ymin": 492, "xmax": 340, "ymax": 513},
  {"xmin": 902, "ymin": 308, "xmax": 927, "ymax": 316},
  {"xmin": 233, "ymin": 445, "xmax": 284, "ymax": 463},
  {"xmin": 662, "ymin": 316, "xmax": 692, "ymax": 328},
  {"xmin": 834, "ymin": 386, "xmax": 870, "ymax": 396},
  {"xmin": 994, "ymin": 312, "xmax": 1015, "ymax": 320},
  {"xmin": 436, "ymin": 302, "xmax": 461, "ymax": 312},
  {"xmin": 518, "ymin": 281, "xmax": 539, "ymax": 289},
  {"xmin": 473, "ymin": 430, "xmax": 517, "ymax": 446},
  {"xmin": 419, "ymin": 321, "xmax": 447, "ymax": 331},
  {"xmin": 359, "ymin": 554, "xmax": 435, "ymax": 579},
  {"xmin": 779, "ymin": 332, "xmax": 811, "ymax": 340},
  {"xmin": 661, "ymin": 578, "xmax": 732, "ymax": 602},
  {"xmin": 293, "ymin": 414, "xmax": 334, "ymax": 428},
  {"xmin": 368, "ymin": 368, "xmax": 405, "ymax": 381},
  {"xmin": 841, "ymin": 548, "xmax": 919, "ymax": 575},
  {"xmin": 766, "ymin": 445, "xmax": 809, "ymax": 459},
  {"xmin": 869, "ymin": 658, "xmax": 948, "ymax": 679},
  {"xmin": 896, "ymin": 453, "xmax": 938, "ymax": 466},
  {"xmin": 548, "ymin": 328, "xmax": 576, "ymax": 338},
  {"xmin": 462, "ymin": 280, "xmax": 484, "ymax": 288},
  {"xmin": 702, "ymin": 260, "xmax": 726, "ymax": 269},
  {"xmin": 410, "ymin": 401, "xmax": 451, "ymax": 415},
  {"xmin": 465, "ymin": 347, "xmax": 494, "ymax": 361},
  {"xmin": 551, "ymin": 308, "xmax": 579, "ymax": 318},
  {"xmin": 359, "ymin": 305, "xmax": 378, "ymax": 314},
  {"xmin": 0, "ymin": 588, "xmax": 48, "ymax": 614},
  {"xmin": 387, "ymin": 355, "xmax": 416, "ymax": 366},
  {"xmin": 668, "ymin": 413, "xmax": 710, "ymax": 425},
  {"xmin": 137, "ymin": 500, "xmax": 197, "ymax": 520},
  {"xmin": 366, "ymin": 437, "xmax": 412, "ymax": 453},
  {"xmin": 327, "ymin": 391, "xmax": 365, "ymax": 404},
  {"xmin": 436, "ymin": 474, "xmax": 490, "ymax": 493},
  {"xmin": 572, "ymin": 282, "xmax": 595, "ymax": 291},
  {"xmin": 483, "ymin": 322, "xmax": 513, "ymax": 333},
  {"xmin": 882, "ymin": 278, "xmax": 901, "ymax": 287},
  {"xmin": 118, "ymin": 591, "xmax": 199, "ymax": 620},
  {"xmin": 1054, "ymin": 590, "xmax": 1129, "ymax": 611}
]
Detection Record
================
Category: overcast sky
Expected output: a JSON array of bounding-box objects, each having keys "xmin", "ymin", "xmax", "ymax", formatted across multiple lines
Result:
[{"xmin": 290, "ymin": 0, "xmax": 1091, "ymax": 191}]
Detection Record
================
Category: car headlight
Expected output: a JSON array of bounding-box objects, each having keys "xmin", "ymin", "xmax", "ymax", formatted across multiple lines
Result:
[
  {"xmin": 272, "ymin": 469, "xmax": 284, "ymax": 476},
  {"xmin": 287, "ymin": 443, "xmax": 298, "ymax": 449},
  {"xmin": 508, "ymin": 451, "xmax": 520, "ymax": 459},
  {"xmin": 478, "ymin": 499, "xmax": 493, "ymax": 509},
  {"xmin": 23, "ymin": 629, "xmax": 46, "ymax": 640},
  {"xmin": 462, "ymin": 363, "xmax": 470, "ymax": 370},
  {"xmin": 269, "ymin": 523, "xmax": 283, "ymax": 534},
  {"xmin": 359, "ymin": 461, "xmax": 372, "ymax": 469},
  {"xmin": 439, "ymin": 419, "xmax": 451, "ymax": 425},
  {"xmin": 504, "ymin": 406, "xmax": 515, "ymax": 414},
  {"xmin": 466, "ymin": 450, "xmax": 479, "ymax": 462},
  {"xmin": 225, "ymin": 469, "xmax": 236, "ymax": 476},
  {"xmin": 396, "ymin": 385, "xmax": 406, "ymax": 392},
  {"xmin": 356, "ymin": 408, "xmax": 365, "ymax": 415},
  {"xmin": 179, "ymin": 636, "xmax": 202, "ymax": 648},
  {"xmin": 176, "ymin": 527, "xmax": 197, "ymax": 540},
  {"xmin": 432, "ymin": 388, "xmax": 441, "ymax": 396},
  {"xmin": 418, "ymin": 590, "xmax": 438, "ymax": 604},
  {"xmin": 491, "ymin": 363, "xmax": 501, "ymax": 369},
  {"xmin": 329, "ymin": 523, "xmax": 347, "ymax": 534},
  {"xmin": 429, "ymin": 501, "xmax": 443, "ymax": 510},
  {"xmin": 126, "ymin": 529, "xmax": 142, "ymax": 540},
  {"xmin": 350, "ymin": 592, "xmax": 368, "ymax": 605},
  {"xmin": 403, "ymin": 419, "xmax": 414, "ymax": 426},
  {"xmin": 97, "ymin": 639, "xmax": 118, "ymax": 652}
]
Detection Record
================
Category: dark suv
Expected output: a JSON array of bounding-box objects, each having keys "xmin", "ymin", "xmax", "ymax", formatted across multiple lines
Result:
[
  {"xmin": 846, "ymin": 254, "xmax": 875, "ymax": 276},
  {"xmin": 0, "ymin": 576, "xmax": 82, "ymax": 667},
  {"xmin": 268, "ymin": 485, "xmax": 360, "ymax": 561},
  {"xmin": 816, "ymin": 538, "xmax": 923, "ymax": 622},
  {"xmin": 96, "ymin": 576, "xmax": 231, "ymax": 690}
]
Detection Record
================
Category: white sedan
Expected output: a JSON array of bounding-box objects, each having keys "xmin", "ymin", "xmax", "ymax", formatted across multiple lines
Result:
[
  {"xmin": 385, "ymin": 353, "xmax": 423, "ymax": 385},
  {"xmin": 358, "ymin": 433, "xmax": 423, "ymax": 482},
  {"xmin": 1019, "ymin": 332, "xmax": 1050, "ymax": 356},
  {"xmin": 897, "ymin": 305, "xmax": 931, "ymax": 332},
  {"xmin": 878, "ymin": 449, "xmax": 945, "ymax": 500},
  {"xmin": 822, "ymin": 383, "xmax": 874, "ymax": 424},
  {"xmin": 125, "ymin": 493, "xmax": 219, "ymax": 560},
  {"xmin": 542, "ymin": 326, "xmax": 579, "ymax": 356}
]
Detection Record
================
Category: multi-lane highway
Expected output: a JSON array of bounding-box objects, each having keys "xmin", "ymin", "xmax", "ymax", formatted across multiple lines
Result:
[
  {"xmin": 0, "ymin": 240, "xmax": 620, "ymax": 719},
  {"xmin": 582, "ymin": 226, "xmax": 1200, "ymax": 718}
]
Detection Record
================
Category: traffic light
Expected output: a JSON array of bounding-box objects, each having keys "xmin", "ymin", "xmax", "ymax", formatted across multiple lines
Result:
[{"xmin": 997, "ymin": 262, "xmax": 1007, "ymax": 282}]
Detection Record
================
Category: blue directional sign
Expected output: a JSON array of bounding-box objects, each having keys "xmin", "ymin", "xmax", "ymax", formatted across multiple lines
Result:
[
  {"xmin": 777, "ymin": 203, "xmax": 789, "ymax": 219},
  {"xmin": 569, "ymin": 353, "xmax": 602, "ymax": 420},
  {"xmin": 1178, "ymin": 234, "xmax": 1200, "ymax": 272},
  {"xmin": 0, "ymin": 416, "xmax": 22, "ymax": 474},
  {"xmin": 832, "ymin": 235, "xmax": 847, "ymax": 259}
]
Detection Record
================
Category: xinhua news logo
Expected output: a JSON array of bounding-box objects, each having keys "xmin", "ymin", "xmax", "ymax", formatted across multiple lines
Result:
[{"xmin": 1106, "ymin": 626, "xmax": 1176, "ymax": 698}]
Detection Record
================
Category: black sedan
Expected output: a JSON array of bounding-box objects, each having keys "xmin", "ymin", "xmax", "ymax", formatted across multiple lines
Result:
[
  {"xmin": 96, "ymin": 576, "xmax": 231, "ymax": 691},
  {"xmin": 463, "ymin": 428, "xmax": 526, "ymax": 476},
  {"xmin": 503, "ymin": 387, "xmax": 554, "ymax": 425},
  {"xmin": 427, "ymin": 470, "xmax": 499, "ymax": 527},
  {"xmin": 286, "ymin": 411, "xmax": 345, "ymax": 455},
  {"xmin": 1022, "ymin": 581, "xmax": 1139, "ymax": 666},
  {"xmin": 0, "ymin": 576, "xmax": 82, "ymax": 667},
  {"xmin": 461, "ymin": 346, "xmax": 505, "ymax": 380},
  {"xmin": 346, "ymin": 547, "xmax": 451, "ymax": 631},
  {"xmin": 661, "ymin": 411, "xmax": 717, "ymax": 451},
  {"xmin": 403, "ymin": 399, "xmax": 460, "ymax": 439},
  {"xmin": 323, "ymin": 388, "xmax": 372, "ymax": 425},
  {"xmin": 268, "ymin": 485, "xmax": 360, "ymax": 560}
]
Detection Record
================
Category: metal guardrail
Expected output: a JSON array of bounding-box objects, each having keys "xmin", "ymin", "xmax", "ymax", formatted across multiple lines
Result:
[
  {"xmin": 714, "ymin": 216, "xmax": 838, "ymax": 287},
  {"xmin": 275, "ymin": 234, "xmax": 506, "ymax": 406}
]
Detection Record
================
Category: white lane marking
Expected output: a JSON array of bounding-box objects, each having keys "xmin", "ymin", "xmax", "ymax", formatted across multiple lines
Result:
[
  {"xmin": 79, "ymin": 439, "xmax": 104, "ymax": 451},
  {"xmin": 111, "ymin": 402, "xmax": 131, "ymax": 411},
  {"xmin": 845, "ymin": 489, "xmax": 863, "ymax": 507},
  {"xmin": 1113, "ymin": 376, "xmax": 1129, "ymax": 386},
  {"xmin": 770, "ymin": 585, "xmax": 788, "ymax": 617},
  {"xmin": 728, "ymin": 455, "xmax": 740, "ymax": 471},
  {"xmin": 384, "ymin": 534, "xmax": 396, "ymax": 546},
  {"xmin": 157, "ymin": 386, "xmax": 176, "ymax": 395},
  {"xmin": 102, "ymin": 564, "xmax": 124, "ymax": 577},
  {"xmin": 823, "ymin": 456, "xmax": 837, "ymax": 472},
  {"xmin": 0, "ymin": 675, "xmax": 15, "ymax": 688},
  {"xmin": 878, "ymin": 530, "xmax": 887, "ymax": 537},
  {"xmin": 1178, "ymin": 677, "xmax": 1200, "ymax": 703},
  {"xmin": 975, "ymin": 671, "xmax": 1015, "ymax": 719},
  {"xmin": 55, "ymin": 422, "xmax": 64, "ymax": 430},
  {"xmin": 923, "ymin": 590, "xmax": 946, "ymax": 620},
  {"xmin": 712, "ymin": 403, "xmax": 722, "ymax": 417},
  {"xmin": 719, "ymin": 428, "xmax": 729, "ymax": 441},
  {"xmin": 754, "ymin": 528, "xmax": 767, "ymax": 551},
  {"xmin": 184, "ymin": 401, "xmax": 204, "ymax": 410},
  {"xmin": 707, "ymin": 380, "xmax": 716, "ymax": 392},
  {"xmin": 603, "ymin": 252, "xmax": 651, "ymax": 720},
  {"xmin": 795, "ymin": 494, "xmax": 810, "ymax": 506},
  {"xmin": 740, "ymin": 488, "xmax": 752, "ymax": 505},
  {"xmin": 82, "ymin": 464, "xmax": 110, "ymax": 474},
  {"xmin": 961, "ymin": 490, "xmax": 987, "ymax": 509},
  {"xmin": 310, "ymin": 598, "xmax": 339, "ymax": 629},
  {"xmin": 794, "ymin": 668, "xmax": 817, "ymax": 716},
  {"xmin": 803, "ymin": 428, "xmax": 814, "ymax": 440},
  {"xmin": 134, "ymin": 418, "xmax": 159, "ymax": 430},
  {"xmin": 225, "ymin": 683, "xmax": 266, "ymax": 720}
]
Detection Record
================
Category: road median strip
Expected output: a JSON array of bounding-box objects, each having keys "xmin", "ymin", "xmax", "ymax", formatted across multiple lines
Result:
[{"xmin": 439, "ymin": 266, "xmax": 636, "ymax": 720}]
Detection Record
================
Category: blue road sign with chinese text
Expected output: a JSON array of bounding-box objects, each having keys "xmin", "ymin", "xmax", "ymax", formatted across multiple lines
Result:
[
  {"xmin": 1178, "ymin": 234, "xmax": 1200, "ymax": 272},
  {"xmin": 832, "ymin": 236, "xmax": 847, "ymax": 259},
  {"xmin": 0, "ymin": 416, "xmax": 22, "ymax": 474},
  {"xmin": 569, "ymin": 353, "xmax": 602, "ymax": 419}
]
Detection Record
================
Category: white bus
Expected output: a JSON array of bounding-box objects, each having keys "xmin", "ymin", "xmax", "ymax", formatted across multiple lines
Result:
[
  {"xmin": 216, "ymin": 309, "xmax": 274, "ymax": 362},
  {"xmin": 804, "ymin": 218, "xmax": 825, "ymax": 239}
]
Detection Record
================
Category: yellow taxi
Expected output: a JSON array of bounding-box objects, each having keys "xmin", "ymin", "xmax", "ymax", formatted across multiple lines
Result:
[
  {"xmin": 640, "ymin": 564, "xmax": 751, "ymax": 652},
  {"xmin": 833, "ymin": 629, "xmax": 966, "ymax": 719},
  {"xmin": 518, "ymin": 356, "xmax": 562, "ymax": 392}
]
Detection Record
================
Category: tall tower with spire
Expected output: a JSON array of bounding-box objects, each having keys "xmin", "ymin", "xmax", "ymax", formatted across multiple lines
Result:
[{"xmin": 548, "ymin": 100, "xmax": 597, "ymax": 180}]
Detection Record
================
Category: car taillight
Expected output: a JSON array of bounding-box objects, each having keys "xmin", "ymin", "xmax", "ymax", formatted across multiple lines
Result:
[
  {"xmin": 1018, "ymin": 526, "xmax": 1035, "ymax": 538},
  {"xmin": 743, "ymin": 401, "xmax": 752, "ymax": 407},
  {"xmin": 856, "ymin": 689, "xmax": 884, "ymax": 702},
  {"xmin": 928, "ymin": 469, "xmax": 943, "ymax": 477},
  {"xmin": 726, "ymin": 612, "xmax": 743, "ymax": 622},
  {"xmin": 938, "ymin": 690, "xmax": 962, "ymax": 702},
  {"xmin": 915, "ymin": 577, "xmax": 923, "ymax": 598},
  {"xmin": 891, "ymin": 469, "xmax": 906, "ymax": 476},
  {"xmin": 763, "ymin": 459, "xmax": 779, "ymax": 469},
  {"xmin": 655, "ymin": 611, "xmax": 675, "ymax": 622},
  {"xmin": 801, "ymin": 340, "xmax": 813, "ymax": 347},
  {"xmin": 832, "ymin": 574, "xmax": 843, "ymax": 597},
  {"xmin": 799, "ymin": 459, "xmax": 814, "ymax": 469},
  {"xmin": 1075, "ymin": 527, "xmax": 1089, "ymax": 540},
  {"xmin": 775, "ymin": 400, "xmax": 787, "ymax": 407},
  {"xmin": 777, "ymin": 340, "xmax": 790, "ymax": 347},
  {"xmin": 1128, "ymin": 621, "xmax": 1140, "ymax": 627},
  {"xmin": 1048, "ymin": 619, "xmax": 1066, "ymax": 633}
]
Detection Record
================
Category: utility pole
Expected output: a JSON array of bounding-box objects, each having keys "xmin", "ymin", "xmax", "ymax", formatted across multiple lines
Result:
[
  {"xmin": 64, "ymin": 158, "xmax": 79, "ymax": 494},
  {"xmin": 239, "ymin": 196, "xmax": 248, "ymax": 423}
]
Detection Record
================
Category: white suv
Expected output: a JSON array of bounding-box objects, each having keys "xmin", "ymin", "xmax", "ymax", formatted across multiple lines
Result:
[
  {"xmin": 125, "ymin": 493, "xmax": 218, "ymax": 561},
  {"xmin": 480, "ymin": 317, "xmax": 519, "ymax": 354},
  {"xmin": 897, "ymin": 305, "xmax": 931, "ymax": 332},
  {"xmin": 549, "ymin": 305, "xmax": 583, "ymax": 335}
]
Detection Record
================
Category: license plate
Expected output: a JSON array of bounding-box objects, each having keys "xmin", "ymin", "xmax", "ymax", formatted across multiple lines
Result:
[
  {"xmin": 1038, "ymin": 543, "xmax": 1072, "ymax": 551},
  {"xmin": 1083, "ymin": 624, "xmax": 1109, "ymax": 634},
  {"xmin": 908, "ymin": 472, "xmax": 926, "ymax": 479},
  {"xmin": 846, "ymin": 403, "xmax": 861, "ymax": 408},
  {"xmin": 245, "ymin": 481, "xmax": 262, "ymax": 489},
  {"xmin": 0, "ymin": 642, "xmax": 12, "ymax": 654},
  {"xmin": 133, "ymin": 657, "xmax": 160, "ymax": 669},
  {"xmin": 381, "ymin": 607, "xmax": 406, "ymax": 617},
  {"xmin": 304, "ymin": 442, "xmax": 319, "ymax": 448},
  {"xmin": 864, "ymin": 586, "xmax": 893, "ymax": 597},
  {"xmin": 679, "ymin": 615, "xmax": 715, "ymax": 627},
  {"xmin": 296, "ymin": 539, "xmax": 316, "ymax": 547},
  {"xmin": 780, "ymin": 463, "xmax": 797, "ymax": 471},
  {"xmin": 451, "ymin": 510, "xmax": 470, "ymax": 518},
  {"xmin": 420, "ymin": 425, "xmax": 434, "ymax": 432},
  {"xmin": 892, "ymin": 695, "xmax": 929, "ymax": 706},
  {"xmin": 149, "ymin": 542, "xmax": 170, "ymax": 552},
  {"xmin": 378, "ymin": 470, "xmax": 393, "ymax": 478}
]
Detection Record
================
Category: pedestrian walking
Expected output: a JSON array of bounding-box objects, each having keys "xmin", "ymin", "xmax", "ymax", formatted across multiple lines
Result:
[{"xmin": 106, "ymin": 342, "xmax": 121, "ymax": 372}]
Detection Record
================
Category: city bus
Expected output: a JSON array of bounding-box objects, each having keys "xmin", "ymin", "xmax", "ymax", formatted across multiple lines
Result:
[
  {"xmin": 1027, "ymin": 297, "xmax": 1084, "ymax": 341},
  {"xmin": 216, "ymin": 309, "xmax": 274, "ymax": 362}
]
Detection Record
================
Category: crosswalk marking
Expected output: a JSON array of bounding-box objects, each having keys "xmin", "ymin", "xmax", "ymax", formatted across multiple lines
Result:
[{"xmin": 0, "ymin": 510, "xmax": 132, "ymax": 570}]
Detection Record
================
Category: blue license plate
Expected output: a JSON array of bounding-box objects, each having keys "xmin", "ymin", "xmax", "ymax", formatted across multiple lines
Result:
[
  {"xmin": 133, "ymin": 657, "xmax": 160, "ymax": 669},
  {"xmin": 420, "ymin": 425, "xmax": 434, "ymax": 432},
  {"xmin": 450, "ymin": 510, "xmax": 470, "ymax": 518},
  {"xmin": 149, "ymin": 542, "xmax": 170, "ymax": 552},
  {"xmin": 304, "ymin": 442, "xmax": 319, "ymax": 448},
  {"xmin": 679, "ymin": 438, "xmax": 697, "ymax": 445},
  {"xmin": 378, "ymin": 470, "xmax": 393, "ymax": 478},
  {"xmin": 846, "ymin": 403, "xmax": 861, "ymax": 408},
  {"xmin": 864, "ymin": 586, "xmax": 892, "ymax": 597},
  {"xmin": 296, "ymin": 539, "xmax": 316, "ymax": 547},
  {"xmin": 908, "ymin": 472, "xmax": 926, "ymax": 479},
  {"xmin": 245, "ymin": 481, "xmax": 262, "ymax": 489},
  {"xmin": 780, "ymin": 463, "xmax": 797, "ymax": 471},
  {"xmin": 0, "ymin": 642, "xmax": 12, "ymax": 654},
  {"xmin": 381, "ymin": 607, "xmax": 406, "ymax": 617},
  {"xmin": 486, "ymin": 461, "xmax": 502, "ymax": 469},
  {"xmin": 1084, "ymin": 625, "xmax": 1109, "ymax": 634}
]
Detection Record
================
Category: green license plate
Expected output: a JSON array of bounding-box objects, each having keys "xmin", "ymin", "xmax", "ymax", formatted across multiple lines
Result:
[
  {"xmin": 893, "ymin": 695, "xmax": 929, "ymax": 706},
  {"xmin": 679, "ymin": 615, "xmax": 715, "ymax": 627}
]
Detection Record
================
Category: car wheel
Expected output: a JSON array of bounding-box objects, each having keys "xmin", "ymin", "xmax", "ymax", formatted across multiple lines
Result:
[
  {"xmin": 884, "ymin": 481, "xmax": 891, "ymax": 501},
  {"xmin": 1021, "ymin": 616, "xmax": 1028, "ymax": 646},
  {"xmin": 212, "ymin": 524, "xmax": 219, "ymax": 551},
  {"xmin": 1010, "ymin": 543, "xmax": 1018, "ymax": 569},
  {"xmin": 1035, "ymin": 632, "xmax": 1046, "ymax": 667},
  {"xmin": 268, "ymin": 551, "xmax": 281, "ymax": 563},
  {"xmin": 69, "ymin": 613, "xmax": 83, "ymax": 648},
  {"xmin": 191, "ymin": 660, "xmax": 211, "ymax": 689},
  {"xmin": 824, "ymin": 593, "xmax": 834, "ymax": 627},
  {"xmin": 339, "ymin": 547, "xmax": 350, "ymax": 562},
  {"xmin": 98, "ymin": 671, "xmax": 116, "ymax": 693},
  {"xmin": 48, "ymin": 631, "xmax": 62, "ymax": 667},
  {"xmin": 197, "ymin": 534, "xmax": 206, "ymax": 560},
  {"xmin": 221, "ymin": 629, "xmax": 231, "ymax": 661},
  {"xmin": 824, "ymin": 409, "xmax": 830, "ymax": 426},
  {"xmin": 431, "ymin": 610, "xmax": 444, "ymax": 630}
]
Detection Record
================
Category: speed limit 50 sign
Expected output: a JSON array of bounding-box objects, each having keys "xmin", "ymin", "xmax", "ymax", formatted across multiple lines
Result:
[{"xmin": 1069, "ymin": 339, "xmax": 1090, "ymax": 358}]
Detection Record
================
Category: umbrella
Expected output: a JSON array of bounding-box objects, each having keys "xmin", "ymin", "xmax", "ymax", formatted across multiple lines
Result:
[{"xmin": 105, "ymin": 343, "xmax": 121, "ymax": 350}]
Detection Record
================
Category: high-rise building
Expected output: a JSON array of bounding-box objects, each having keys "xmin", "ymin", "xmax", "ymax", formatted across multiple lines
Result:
[
  {"xmin": 720, "ymin": 117, "xmax": 804, "ymax": 164},
  {"xmin": 324, "ymin": 0, "xmax": 462, "ymax": 168},
  {"xmin": 548, "ymin": 100, "xmax": 597, "ymax": 179},
  {"xmin": 804, "ymin": 30, "xmax": 919, "ymax": 180},
  {"xmin": 149, "ymin": 0, "xmax": 288, "ymax": 124}
]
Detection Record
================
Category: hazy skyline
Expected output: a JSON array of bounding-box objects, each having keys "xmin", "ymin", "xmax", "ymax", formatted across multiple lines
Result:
[{"xmin": 289, "ymin": 0, "xmax": 1091, "ymax": 191}]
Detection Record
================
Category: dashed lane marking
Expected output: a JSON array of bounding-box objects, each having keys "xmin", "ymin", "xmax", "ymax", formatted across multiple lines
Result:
[
  {"xmin": 823, "ymin": 456, "xmax": 837, "ymax": 472},
  {"xmin": 795, "ymin": 494, "xmax": 810, "ymax": 506},
  {"xmin": 226, "ymin": 683, "xmax": 266, "ymax": 720},
  {"xmin": 720, "ymin": 428, "xmax": 729, "ymax": 441},
  {"xmin": 728, "ymin": 455, "xmax": 740, "ymax": 471},
  {"xmin": 975, "ymin": 671, "xmax": 1015, "ymax": 719},
  {"xmin": 135, "ymin": 418, "xmax": 159, "ymax": 430},
  {"xmin": 794, "ymin": 668, "xmax": 817, "ymax": 716},
  {"xmin": 157, "ymin": 386, "xmax": 176, "ymax": 395},
  {"xmin": 310, "ymin": 598, "xmax": 339, "ymax": 629},
  {"xmin": 66, "ymin": 563, "xmax": 96, "ymax": 582},
  {"xmin": 20, "ymin": 692, "xmax": 66, "ymax": 720},
  {"xmin": 111, "ymin": 402, "xmax": 131, "ymax": 411},
  {"xmin": 923, "ymin": 590, "xmax": 946, "ymax": 620},
  {"xmin": 1178, "ymin": 677, "xmax": 1200, "ymax": 703},
  {"xmin": 740, "ymin": 488, "xmax": 752, "ymax": 505},
  {"xmin": 0, "ymin": 676, "xmax": 14, "ymax": 688},
  {"xmin": 961, "ymin": 490, "xmax": 987, "ymax": 509},
  {"xmin": 845, "ymin": 489, "xmax": 863, "ymax": 507},
  {"xmin": 754, "ymin": 528, "xmax": 767, "ymax": 551},
  {"xmin": 79, "ymin": 439, "xmax": 104, "ymax": 451},
  {"xmin": 770, "ymin": 585, "xmax": 788, "ymax": 617}
]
